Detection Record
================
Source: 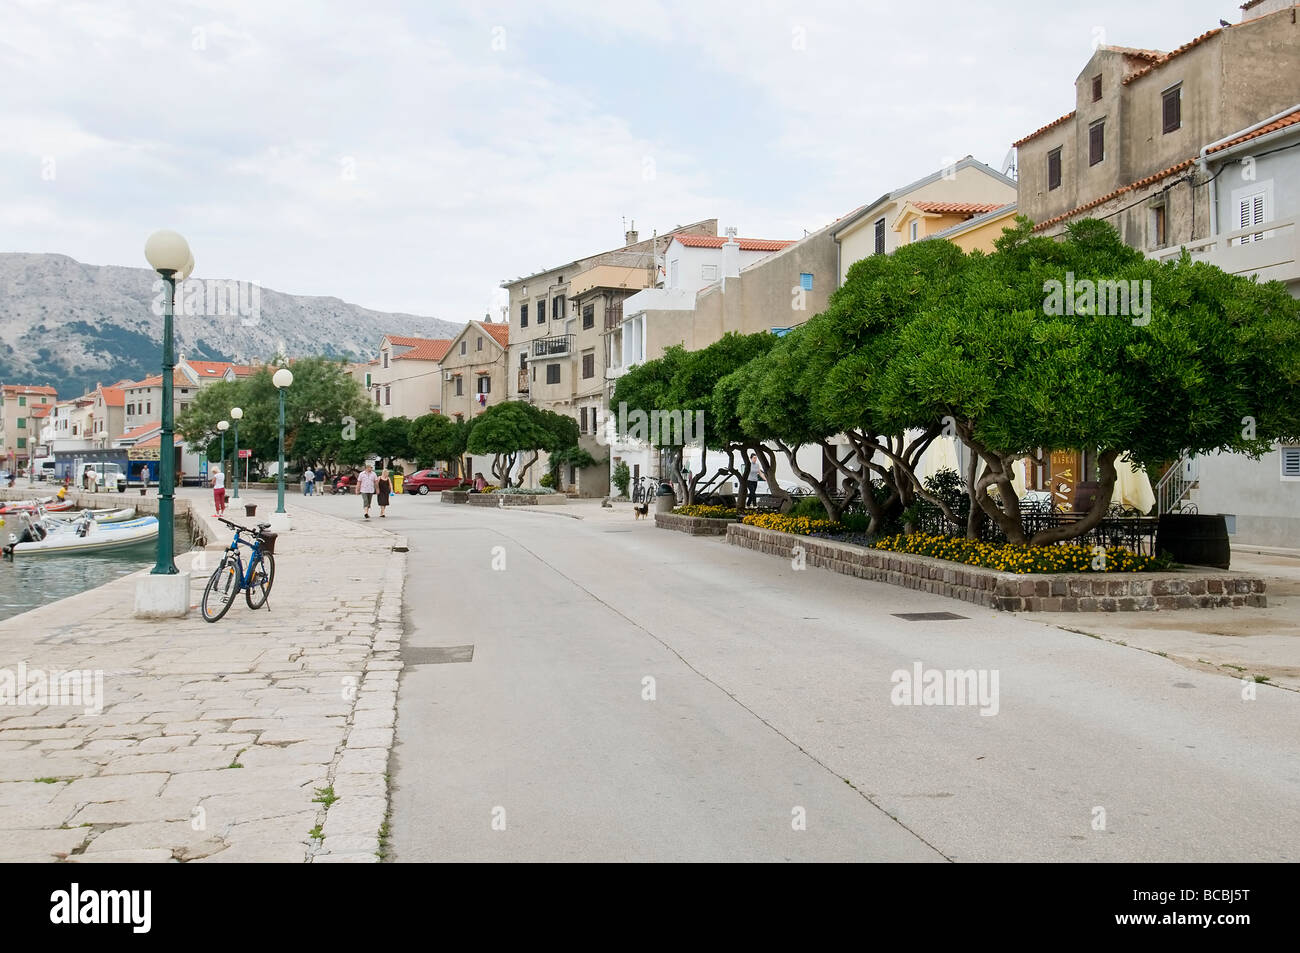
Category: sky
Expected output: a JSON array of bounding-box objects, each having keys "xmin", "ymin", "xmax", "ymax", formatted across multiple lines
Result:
[{"xmin": 2, "ymin": 0, "xmax": 1239, "ymax": 322}]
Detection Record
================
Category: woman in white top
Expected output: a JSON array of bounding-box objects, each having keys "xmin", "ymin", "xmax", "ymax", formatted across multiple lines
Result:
[{"xmin": 212, "ymin": 466, "xmax": 227, "ymax": 516}]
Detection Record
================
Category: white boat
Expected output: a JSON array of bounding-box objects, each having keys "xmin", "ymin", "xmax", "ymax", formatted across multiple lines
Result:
[
  {"xmin": 43, "ymin": 506, "xmax": 138, "ymax": 524},
  {"xmin": 4, "ymin": 513, "xmax": 159, "ymax": 557}
]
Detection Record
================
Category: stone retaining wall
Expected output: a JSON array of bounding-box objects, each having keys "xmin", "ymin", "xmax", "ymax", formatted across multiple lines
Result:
[
  {"xmin": 465, "ymin": 493, "xmax": 566, "ymax": 507},
  {"xmin": 726, "ymin": 523, "xmax": 1267, "ymax": 612},
  {"xmin": 441, "ymin": 490, "xmax": 469, "ymax": 503},
  {"xmin": 655, "ymin": 512, "xmax": 737, "ymax": 536}
]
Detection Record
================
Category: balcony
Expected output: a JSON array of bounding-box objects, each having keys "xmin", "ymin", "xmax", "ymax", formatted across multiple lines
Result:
[
  {"xmin": 1150, "ymin": 214, "xmax": 1299, "ymax": 286},
  {"xmin": 517, "ymin": 368, "xmax": 530, "ymax": 392},
  {"xmin": 529, "ymin": 334, "xmax": 574, "ymax": 359}
]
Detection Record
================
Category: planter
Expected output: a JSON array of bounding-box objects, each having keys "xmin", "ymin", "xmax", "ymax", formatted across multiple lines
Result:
[
  {"xmin": 440, "ymin": 490, "xmax": 469, "ymax": 504},
  {"xmin": 244, "ymin": 504, "xmax": 258, "ymax": 517},
  {"xmin": 1156, "ymin": 513, "xmax": 1231, "ymax": 570},
  {"xmin": 655, "ymin": 512, "xmax": 735, "ymax": 535}
]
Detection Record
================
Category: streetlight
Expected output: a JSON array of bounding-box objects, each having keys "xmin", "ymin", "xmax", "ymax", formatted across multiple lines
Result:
[
  {"xmin": 217, "ymin": 420, "xmax": 229, "ymax": 487},
  {"xmin": 142, "ymin": 229, "xmax": 193, "ymax": 576},
  {"xmin": 230, "ymin": 406, "xmax": 243, "ymax": 499},
  {"xmin": 272, "ymin": 367, "xmax": 293, "ymax": 514}
]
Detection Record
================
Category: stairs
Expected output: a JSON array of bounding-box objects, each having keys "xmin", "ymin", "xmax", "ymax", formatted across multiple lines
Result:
[{"xmin": 1155, "ymin": 454, "xmax": 1199, "ymax": 514}]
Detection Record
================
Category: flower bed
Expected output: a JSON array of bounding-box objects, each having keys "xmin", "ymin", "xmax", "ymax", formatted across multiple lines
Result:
[
  {"xmin": 741, "ymin": 513, "xmax": 842, "ymax": 536},
  {"xmin": 727, "ymin": 523, "xmax": 1266, "ymax": 612},
  {"xmin": 673, "ymin": 505, "xmax": 740, "ymax": 520},
  {"xmin": 872, "ymin": 534, "xmax": 1167, "ymax": 574}
]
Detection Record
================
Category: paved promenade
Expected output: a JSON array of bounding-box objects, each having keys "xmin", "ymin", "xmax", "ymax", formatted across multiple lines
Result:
[{"xmin": 0, "ymin": 488, "xmax": 404, "ymax": 862}]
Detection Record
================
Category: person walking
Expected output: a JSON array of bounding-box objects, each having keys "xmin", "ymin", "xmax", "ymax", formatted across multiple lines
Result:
[
  {"xmin": 138, "ymin": 465, "xmax": 149, "ymax": 490},
  {"xmin": 303, "ymin": 466, "xmax": 315, "ymax": 497},
  {"xmin": 212, "ymin": 465, "xmax": 226, "ymax": 516},
  {"xmin": 377, "ymin": 469, "xmax": 392, "ymax": 518},
  {"xmin": 358, "ymin": 463, "xmax": 378, "ymax": 519}
]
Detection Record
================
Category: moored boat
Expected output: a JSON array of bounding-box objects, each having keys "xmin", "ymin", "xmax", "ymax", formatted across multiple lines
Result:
[
  {"xmin": 43, "ymin": 506, "xmax": 138, "ymax": 524},
  {"xmin": 4, "ymin": 513, "xmax": 159, "ymax": 557}
]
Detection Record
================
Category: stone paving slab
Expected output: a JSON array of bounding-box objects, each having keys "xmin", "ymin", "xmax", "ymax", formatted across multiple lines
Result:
[{"xmin": 0, "ymin": 489, "xmax": 406, "ymax": 863}]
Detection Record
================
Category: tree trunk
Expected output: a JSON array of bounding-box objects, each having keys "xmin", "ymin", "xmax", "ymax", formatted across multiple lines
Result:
[
  {"xmin": 1028, "ymin": 449, "xmax": 1120, "ymax": 546},
  {"xmin": 776, "ymin": 439, "xmax": 841, "ymax": 520}
]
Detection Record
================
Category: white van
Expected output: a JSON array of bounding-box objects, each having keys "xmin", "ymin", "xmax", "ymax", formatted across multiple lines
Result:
[
  {"xmin": 80, "ymin": 463, "xmax": 128, "ymax": 493},
  {"xmin": 34, "ymin": 459, "xmax": 58, "ymax": 482}
]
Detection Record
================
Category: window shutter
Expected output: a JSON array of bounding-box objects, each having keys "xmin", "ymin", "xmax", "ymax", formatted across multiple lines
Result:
[
  {"xmin": 1238, "ymin": 191, "xmax": 1266, "ymax": 243},
  {"xmin": 1089, "ymin": 122, "xmax": 1104, "ymax": 166},
  {"xmin": 1162, "ymin": 87, "xmax": 1181, "ymax": 134},
  {"xmin": 1047, "ymin": 148, "xmax": 1062, "ymax": 190},
  {"xmin": 1282, "ymin": 447, "xmax": 1300, "ymax": 479}
]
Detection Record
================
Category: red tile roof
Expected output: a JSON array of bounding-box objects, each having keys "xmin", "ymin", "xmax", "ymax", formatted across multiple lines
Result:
[
  {"xmin": 390, "ymin": 338, "xmax": 452, "ymax": 362},
  {"xmin": 1123, "ymin": 29, "xmax": 1222, "ymax": 85},
  {"xmin": 1033, "ymin": 106, "xmax": 1300, "ymax": 232},
  {"xmin": 229, "ymin": 364, "xmax": 257, "ymax": 377},
  {"xmin": 671, "ymin": 235, "xmax": 796, "ymax": 251},
  {"xmin": 120, "ymin": 422, "xmax": 160, "ymax": 441},
  {"xmin": 29, "ymin": 404, "xmax": 52, "ymax": 418},
  {"xmin": 97, "ymin": 386, "xmax": 125, "ymax": 407},
  {"xmin": 184, "ymin": 359, "xmax": 235, "ymax": 378},
  {"xmin": 911, "ymin": 201, "xmax": 1007, "ymax": 215},
  {"xmin": 123, "ymin": 371, "xmax": 189, "ymax": 389},
  {"xmin": 481, "ymin": 323, "xmax": 510, "ymax": 348},
  {"xmin": 133, "ymin": 432, "xmax": 185, "ymax": 449},
  {"xmin": 2, "ymin": 384, "xmax": 57, "ymax": 397},
  {"xmin": 1013, "ymin": 111, "xmax": 1076, "ymax": 148}
]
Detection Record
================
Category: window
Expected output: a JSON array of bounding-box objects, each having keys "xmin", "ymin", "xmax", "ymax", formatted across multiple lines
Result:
[
  {"xmin": 382, "ymin": 351, "xmax": 389, "ymax": 368},
  {"xmin": 1047, "ymin": 147, "xmax": 1062, "ymax": 190},
  {"xmin": 454, "ymin": 376, "xmax": 463, "ymax": 397},
  {"xmin": 582, "ymin": 352, "xmax": 595, "ymax": 379},
  {"xmin": 364, "ymin": 373, "xmax": 372, "ymax": 389},
  {"xmin": 1091, "ymin": 75, "xmax": 1102, "ymax": 102},
  {"xmin": 874, "ymin": 218, "xmax": 886, "ymax": 254},
  {"xmin": 1162, "ymin": 84, "xmax": 1181, "ymax": 134},
  {"xmin": 16, "ymin": 437, "xmax": 24, "ymax": 449},
  {"xmin": 460, "ymin": 341, "xmax": 467, "ymax": 355},
  {"xmin": 1088, "ymin": 120, "xmax": 1105, "ymax": 166},
  {"xmin": 384, "ymin": 385, "xmax": 391, "ymax": 406},
  {"xmin": 537, "ymin": 298, "xmax": 546, "ymax": 322},
  {"xmin": 582, "ymin": 304, "xmax": 594, "ymax": 329},
  {"xmin": 519, "ymin": 352, "xmax": 527, "ymax": 369},
  {"xmin": 546, "ymin": 363, "xmax": 560, "ymax": 385},
  {"xmin": 701, "ymin": 263, "xmax": 718, "ymax": 282},
  {"xmin": 669, "ymin": 259, "xmax": 679, "ymax": 287},
  {"xmin": 17, "ymin": 417, "xmax": 25, "ymax": 429},
  {"xmin": 1150, "ymin": 204, "xmax": 1167, "ymax": 249},
  {"xmin": 127, "ymin": 403, "xmax": 134, "ymax": 416},
  {"xmin": 1282, "ymin": 447, "xmax": 1300, "ymax": 481},
  {"xmin": 579, "ymin": 407, "xmax": 588, "ymax": 434},
  {"xmin": 373, "ymin": 388, "xmax": 380, "ymax": 404},
  {"xmin": 800, "ymin": 273, "xmax": 813, "ymax": 291},
  {"xmin": 520, "ymin": 303, "xmax": 529, "ymax": 327},
  {"xmin": 146, "ymin": 402, "xmax": 151, "ymax": 414},
  {"xmin": 909, "ymin": 220, "xmax": 919, "ymax": 242},
  {"xmin": 477, "ymin": 336, "xmax": 483, "ymax": 351},
  {"xmin": 477, "ymin": 375, "xmax": 490, "ymax": 395},
  {"xmin": 1235, "ymin": 186, "xmax": 1268, "ymax": 243},
  {"xmin": 553, "ymin": 296, "xmax": 564, "ymax": 320}
]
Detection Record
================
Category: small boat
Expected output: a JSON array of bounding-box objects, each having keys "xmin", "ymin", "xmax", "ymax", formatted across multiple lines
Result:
[
  {"xmin": 0, "ymin": 498, "xmax": 53, "ymax": 514},
  {"xmin": 4, "ymin": 513, "xmax": 159, "ymax": 557},
  {"xmin": 44, "ymin": 506, "xmax": 138, "ymax": 524}
]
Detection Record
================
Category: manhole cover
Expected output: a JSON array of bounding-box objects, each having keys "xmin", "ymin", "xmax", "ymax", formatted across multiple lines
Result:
[
  {"xmin": 892, "ymin": 612, "xmax": 968, "ymax": 621},
  {"xmin": 405, "ymin": 645, "xmax": 474, "ymax": 665}
]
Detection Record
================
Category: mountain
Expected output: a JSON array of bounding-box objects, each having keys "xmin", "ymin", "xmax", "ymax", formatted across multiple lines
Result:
[{"xmin": 0, "ymin": 252, "xmax": 466, "ymax": 398}]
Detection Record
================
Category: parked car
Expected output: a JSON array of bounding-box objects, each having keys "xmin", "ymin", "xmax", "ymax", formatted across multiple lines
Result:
[{"xmin": 404, "ymin": 469, "xmax": 462, "ymax": 495}]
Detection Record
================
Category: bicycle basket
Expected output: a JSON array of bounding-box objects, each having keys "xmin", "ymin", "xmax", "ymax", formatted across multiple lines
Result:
[{"xmin": 257, "ymin": 531, "xmax": 278, "ymax": 554}]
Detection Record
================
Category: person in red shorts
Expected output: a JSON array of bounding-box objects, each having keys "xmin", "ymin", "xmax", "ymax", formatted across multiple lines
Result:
[{"xmin": 212, "ymin": 465, "xmax": 227, "ymax": 515}]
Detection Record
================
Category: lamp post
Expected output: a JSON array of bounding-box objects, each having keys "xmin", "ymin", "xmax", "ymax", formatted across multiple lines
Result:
[
  {"xmin": 230, "ymin": 407, "xmax": 242, "ymax": 499},
  {"xmin": 217, "ymin": 420, "xmax": 229, "ymax": 488},
  {"xmin": 143, "ymin": 229, "xmax": 193, "ymax": 576},
  {"xmin": 272, "ymin": 368, "xmax": 293, "ymax": 514}
]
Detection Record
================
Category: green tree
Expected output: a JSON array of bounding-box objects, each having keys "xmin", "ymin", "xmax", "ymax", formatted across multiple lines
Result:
[
  {"xmin": 409, "ymin": 413, "xmax": 465, "ymax": 470},
  {"xmin": 465, "ymin": 401, "xmax": 553, "ymax": 487}
]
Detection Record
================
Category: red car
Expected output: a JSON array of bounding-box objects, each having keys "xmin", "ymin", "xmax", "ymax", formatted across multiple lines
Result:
[{"xmin": 404, "ymin": 469, "xmax": 462, "ymax": 495}]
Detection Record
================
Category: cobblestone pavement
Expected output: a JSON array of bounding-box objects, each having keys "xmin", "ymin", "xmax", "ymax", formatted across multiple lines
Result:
[{"xmin": 0, "ymin": 489, "xmax": 404, "ymax": 863}]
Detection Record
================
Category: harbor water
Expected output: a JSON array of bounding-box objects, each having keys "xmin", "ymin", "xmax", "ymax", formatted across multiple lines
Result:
[{"xmin": 0, "ymin": 519, "xmax": 194, "ymax": 623}]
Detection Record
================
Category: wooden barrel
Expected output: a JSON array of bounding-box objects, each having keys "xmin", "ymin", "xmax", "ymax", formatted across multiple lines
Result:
[{"xmin": 1156, "ymin": 513, "xmax": 1230, "ymax": 569}]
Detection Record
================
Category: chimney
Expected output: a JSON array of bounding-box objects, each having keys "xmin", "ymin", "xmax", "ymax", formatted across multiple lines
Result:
[
  {"xmin": 721, "ymin": 229, "xmax": 741, "ymax": 279},
  {"xmin": 625, "ymin": 220, "xmax": 638, "ymax": 246}
]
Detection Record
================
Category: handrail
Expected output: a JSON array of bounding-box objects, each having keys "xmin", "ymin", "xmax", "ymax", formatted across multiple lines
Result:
[{"xmin": 1154, "ymin": 455, "xmax": 1192, "ymax": 514}]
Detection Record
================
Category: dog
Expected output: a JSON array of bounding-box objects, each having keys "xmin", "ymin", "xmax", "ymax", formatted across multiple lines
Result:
[{"xmin": 633, "ymin": 502, "xmax": 649, "ymax": 519}]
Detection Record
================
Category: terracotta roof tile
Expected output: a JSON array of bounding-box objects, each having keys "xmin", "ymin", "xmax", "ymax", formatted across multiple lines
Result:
[
  {"xmin": 392, "ymin": 338, "xmax": 451, "ymax": 362},
  {"xmin": 671, "ymin": 235, "xmax": 796, "ymax": 251},
  {"xmin": 97, "ymin": 386, "xmax": 125, "ymax": 407},
  {"xmin": 1122, "ymin": 28, "xmax": 1222, "ymax": 85},
  {"xmin": 1013, "ymin": 111, "xmax": 1076, "ymax": 148},
  {"xmin": 120, "ymin": 422, "xmax": 160, "ymax": 441},
  {"xmin": 29, "ymin": 404, "xmax": 52, "ymax": 418},
  {"xmin": 911, "ymin": 201, "xmax": 1007, "ymax": 215},
  {"xmin": 2, "ymin": 384, "xmax": 57, "ymax": 396},
  {"xmin": 184, "ymin": 359, "xmax": 235, "ymax": 377},
  {"xmin": 481, "ymin": 323, "xmax": 510, "ymax": 348},
  {"xmin": 1206, "ymin": 106, "xmax": 1300, "ymax": 154},
  {"xmin": 133, "ymin": 432, "xmax": 184, "ymax": 449}
]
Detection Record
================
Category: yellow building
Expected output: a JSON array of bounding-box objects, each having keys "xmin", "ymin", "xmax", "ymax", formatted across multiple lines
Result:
[{"xmin": 901, "ymin": 201, "xmax": 1019, "ymax": 252}]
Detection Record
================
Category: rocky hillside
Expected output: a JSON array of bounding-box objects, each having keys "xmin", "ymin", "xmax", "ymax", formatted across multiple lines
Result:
[{"xmin": 0, "ymin": 252, "xmax": 466, "ymax": 398}]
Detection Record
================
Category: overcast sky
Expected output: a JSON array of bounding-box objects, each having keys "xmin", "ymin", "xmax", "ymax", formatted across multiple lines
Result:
[{"xmin": 2, "ymin": 0, "xmax": 1236, "ymax": 321}]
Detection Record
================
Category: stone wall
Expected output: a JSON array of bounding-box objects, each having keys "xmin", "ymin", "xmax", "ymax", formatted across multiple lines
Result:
[
  {"xmin": 654, "ymin": 512, "xmax": 736, "ymax": 536},
  {"xmin": 726, "ymin": 523, "xmax": 1266, "ymax": 612}
]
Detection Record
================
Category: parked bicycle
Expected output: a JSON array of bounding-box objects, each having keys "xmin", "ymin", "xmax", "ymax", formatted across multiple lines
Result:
[
  {"xmin": 201, "ymin": 516, "xmax": 278, "ymax": 622},
  {"xmin": 631, "ymin": 476, "xmax": 660, "ymax": 503}
]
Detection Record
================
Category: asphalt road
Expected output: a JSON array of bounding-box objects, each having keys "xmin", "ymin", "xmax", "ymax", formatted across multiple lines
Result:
[{"xmin": 306, "ymin": 491, "xmax": 1300, "ymax": 862}]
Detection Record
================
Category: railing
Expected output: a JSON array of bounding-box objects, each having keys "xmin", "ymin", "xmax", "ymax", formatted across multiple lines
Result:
[
  {"xmin": 517, "ymin": 368, "xmax": 529, "ymax": 392},
  {"xmin": 1155, "ymin": 454, "xmax": 1196, "ymax": 514},
  {"xmin": 529, "ymin": 334, "xmax": 574, "ymax": 359},
  {"xmin": 1150, "ymin": 214, "xmax": 1298, "ymax": 283},
  {"xmin": 604, "ymin": 302, "xmax": 624, "ymax": 331}
]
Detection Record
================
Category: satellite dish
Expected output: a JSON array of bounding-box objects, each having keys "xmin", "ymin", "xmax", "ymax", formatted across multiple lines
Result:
[{"xmin": 1000, "ymin": 148, "xmax": 1018, "ymax": 179}]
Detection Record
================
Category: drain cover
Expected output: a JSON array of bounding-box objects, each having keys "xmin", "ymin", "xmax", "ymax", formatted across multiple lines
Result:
[
  {"xmin": 892, "ymin": 612, "xmax": 968, "ymax": 621},
  {"xmin": 405, "ymin": 645, "xmax": 474, "ymax": 665}
]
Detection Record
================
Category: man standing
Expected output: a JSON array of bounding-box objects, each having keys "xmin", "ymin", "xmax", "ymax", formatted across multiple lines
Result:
[
  {"xmin": 357, "ymin": 463, "xmax": 377, "ymax": 519},
  {"xmin": 303, "ymin": 466, "xmax": 315, "ymax": 497},
  {"xmin": 139, "ymin": 464, "xmax": 149, "ymax": 489}
]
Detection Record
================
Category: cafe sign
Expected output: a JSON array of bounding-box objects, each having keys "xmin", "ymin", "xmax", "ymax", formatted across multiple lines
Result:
[{"xmin": 127, "ymin": 447, "xmax": 160, "ymax": 461}]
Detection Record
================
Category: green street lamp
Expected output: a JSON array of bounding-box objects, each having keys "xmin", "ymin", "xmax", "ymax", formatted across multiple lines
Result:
[
  {"xmin": 143, "ymin": 229, "xmax": 193, "ymax": 576},
  {"xmin": 273, "ymin": 367, "xmax": 293, "ymax": 514},
  {"xmin": 217, "ymin": 419, "xmax": 229, "ymax": 486},
  {"xmin": 230, "ymin": 406, "xmax": 242, "ymax": 499}
]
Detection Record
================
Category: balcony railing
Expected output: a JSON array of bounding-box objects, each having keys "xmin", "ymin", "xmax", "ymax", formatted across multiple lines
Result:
[
  {"xmin": 1150, "ymin": 214, "xmax": 1298, "ymax": 284},
  {"xmin": 529, "ymin": 334, "xmax": 574, "ymax": 359},
  {"xmin": 517, "ymin": 368, "xmax": 530, "ymax": 392},
  {"xmin": 604, "ymin": 301, "xmax": 624, "ymax": 331}
]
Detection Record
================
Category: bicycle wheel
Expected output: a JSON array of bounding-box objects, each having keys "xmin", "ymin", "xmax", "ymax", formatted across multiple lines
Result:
[
  {"xmin": 201, "ymin": 554, "xmax": 241, "ymax": 623},
  {"xmin": 245, "ymin": 551, "xmax": 276, "ymax": 609}
]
